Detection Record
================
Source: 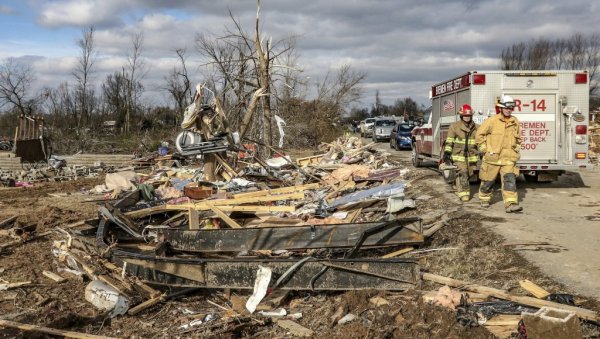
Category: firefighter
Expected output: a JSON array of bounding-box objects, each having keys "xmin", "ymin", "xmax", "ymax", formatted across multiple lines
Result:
[
  {"xmin": 443, "ymin": 104, "xmax": 479, "ymax": 202},
  {"xmin": 475, "ymin": 95, "xmax": 523, "ymax": 213}
]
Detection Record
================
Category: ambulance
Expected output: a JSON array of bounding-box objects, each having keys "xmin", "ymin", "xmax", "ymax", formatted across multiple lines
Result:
[{"xmin": 411, "ymin": 70, "xmax": 592, "ymax": 182}]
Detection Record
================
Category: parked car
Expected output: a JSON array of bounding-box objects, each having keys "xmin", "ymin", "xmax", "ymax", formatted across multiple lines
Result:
[
  {"xmin": 371, "ymin": 118, "xmax": 397, "ymax": 142},
  {"xmin": 360, "ymin": 118, "xmax": 376, "ymax": 137},
  {"xmin": 390, "ymin": 122, "xmax": 416, "ymax": 150}
]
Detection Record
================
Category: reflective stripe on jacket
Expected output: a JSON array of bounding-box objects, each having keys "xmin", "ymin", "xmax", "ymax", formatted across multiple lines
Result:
[
  {"xmin": 444, "ymin": 120, "xmax": 479, "ymax": 163},
  {"xmin": 475, "ymin": 114, "xmax": 522, "ymax": 166}
]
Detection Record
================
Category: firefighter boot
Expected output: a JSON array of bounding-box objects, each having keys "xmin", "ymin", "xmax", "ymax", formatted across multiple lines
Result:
[
  {"xmin": 505, "ymin": 204, "xmax": 523, "ymax": 213},
  {"xmin": 460, "ymin": 195, "xmax": 470, "ymax": 202},
  {"xmin": 480, "ymin": 200, "xmax": 490, "ymax": 208}
]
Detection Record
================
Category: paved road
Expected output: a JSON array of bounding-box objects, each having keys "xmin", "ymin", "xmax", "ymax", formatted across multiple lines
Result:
[{"xmin": 371, "ymin": 137, "xmax": 600, "ymax": 300}]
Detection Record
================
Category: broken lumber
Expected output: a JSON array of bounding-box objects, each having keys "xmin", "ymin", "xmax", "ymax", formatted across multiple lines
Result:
[
  {"xmin": 276, "ymin": 319, "xmax": 314, "ymax": 337},
  {"xmin": 0, "ymin": 281, "xmax": 32, "ymax": 291},
  {"xmin": 205, "ymin": 203, "xmax": 242, "ymax": 229},
  {"xmin": 422, "ymin": 273, "xmax": 599, "ymax": 321},
  {"xmin": 0, "ymin": 230, "xmax": 52, "ymax": 251},
  {"xmin": 519, "ymin": 279, "xmax": 551, "ymax": 299},
  {"xmin": 381, "ymin": 246, "xmax": 414, "ymax": 258},
  {"xmin": 0, "ymin": 319, "xmax": 116, "ymax": 339},
  {"xmin": 0, "ymin": 216, "xmax": 17, "ymax": 229},
  {"xmin": 232, "ymin": 184, "xmax": 321, "ymax": 199},
  {"xmin": 128, "ymin": 294, "xmax": 165, "ymax": 315},
  {"xmin": 42, "ymin": 271, "xmax": 66, "ymax": 283}
]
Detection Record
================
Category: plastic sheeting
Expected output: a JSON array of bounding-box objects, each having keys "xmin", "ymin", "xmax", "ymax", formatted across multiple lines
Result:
[{"xmin": 329, "ymin": 182, "xmax": 405, "ymax": 208}]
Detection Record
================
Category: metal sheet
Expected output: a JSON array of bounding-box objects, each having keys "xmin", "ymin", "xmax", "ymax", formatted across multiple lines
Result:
[{"xmin": 162, "ymin": 219, "xmax": 423, "ymax": 253}]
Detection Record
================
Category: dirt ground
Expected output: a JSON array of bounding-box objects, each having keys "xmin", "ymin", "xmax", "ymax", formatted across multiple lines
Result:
[{"xmin": 0, "ymin": 165, "xmax": 599, "ymax": 338}]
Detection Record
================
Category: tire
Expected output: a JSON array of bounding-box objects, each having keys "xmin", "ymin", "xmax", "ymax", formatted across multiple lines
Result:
[
  {"xmin": 524, "ymin": 174, "xmax": 539, "ymax": 183},
  {"xmin": 411, "ymin": 144, "xmax": 423, "ymax": 168}
]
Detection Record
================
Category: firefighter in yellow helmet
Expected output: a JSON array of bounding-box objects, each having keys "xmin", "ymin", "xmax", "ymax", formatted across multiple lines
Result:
[
  {"xmin": 443, "ymin": 104, "xmax": 479, "ymax": 202},
  {"xmin": 475, "ymin": 95, "xmax": 523, "ymax": 213}
]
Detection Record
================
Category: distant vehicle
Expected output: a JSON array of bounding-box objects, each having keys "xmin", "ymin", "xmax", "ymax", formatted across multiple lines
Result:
[
  {"xmin": 360, "ymin": 118, "xmax": 376, "ymax": 137},
  {"xmin": 371, "ymin": 118, "xmax": 397, "ymax": 142},
  {"xmin": 390, "ymin": 123, "xmax": 416, "ymax": 150}
]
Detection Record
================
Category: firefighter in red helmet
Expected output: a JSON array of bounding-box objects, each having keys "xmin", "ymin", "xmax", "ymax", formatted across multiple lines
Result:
[{"xmin": 443, "ymin": 104, "xmax": 480, "ymax": 202}]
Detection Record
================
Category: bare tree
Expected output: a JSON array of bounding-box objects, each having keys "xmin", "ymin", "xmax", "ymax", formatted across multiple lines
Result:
[
  {"xmin": 164, "ymin": 48, "xmax": 192, "ymax": 125},
  {"xmin": 0, "ymin": 58, "xmax": 36, "ymax": 116},
  {"xmin": 124, "ymin": 32, "xmax": 147, "ymax": 134},
  {"xmin": 500, "ymin": 33, "xmax": 600, "ymax": 96},
  {"xmin": 526, "ymin": 38, "xmax": 552, "ymax": 69},
  {"xmin": 500, "ymin": 42, "xmax": 526, "ymax": 70},
  {"xmin": 73, "ymin": 26, "xmax": 97, "ymax": 130}
]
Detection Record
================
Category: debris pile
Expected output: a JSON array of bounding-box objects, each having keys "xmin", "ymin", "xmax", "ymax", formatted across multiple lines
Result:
[{"xmin": 1, "ymin": 131, "xmax": 599, "ymax": 338}]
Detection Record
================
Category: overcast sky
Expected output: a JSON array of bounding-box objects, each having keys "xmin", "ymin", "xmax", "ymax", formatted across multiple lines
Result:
[{"xmin": 1, "ymin": 0, "xmax": 600, "ymax": 109}]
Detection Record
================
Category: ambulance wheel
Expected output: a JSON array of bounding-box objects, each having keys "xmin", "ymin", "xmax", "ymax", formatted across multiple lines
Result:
[{"xmin": 411, "ymin": 144, "xmax": 423, "ymax": 168}]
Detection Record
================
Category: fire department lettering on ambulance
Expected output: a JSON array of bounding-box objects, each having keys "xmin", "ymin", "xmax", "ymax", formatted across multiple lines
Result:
[{"xmin": 509, "ymin": 94, "xmax": 556, "ymax": 153}]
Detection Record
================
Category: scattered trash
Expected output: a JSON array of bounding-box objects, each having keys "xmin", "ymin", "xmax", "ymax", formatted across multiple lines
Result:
[
  {"xmin": 84, "ymin": 280, "xmax": 130, "ymax": 318},
  {"xmin": 337, "ymin": 313, "xmax": 356, "ymax": 325},
  {"xmin": 246, "ymin": 266, "xmax": 272, "ymax": 313}
]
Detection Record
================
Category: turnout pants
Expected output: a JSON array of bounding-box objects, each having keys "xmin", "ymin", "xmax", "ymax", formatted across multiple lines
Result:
[
  {"xmin": 455, "ymin": 161, "xmax": 475, "ymax": 199},
  {"xmin": 478, "ymin": 162, "xmax": 519, "ymax": 207}
]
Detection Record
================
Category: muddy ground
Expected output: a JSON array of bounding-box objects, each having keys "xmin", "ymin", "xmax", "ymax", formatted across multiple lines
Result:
[{"xmin": 0, "ymin": 169, "xmax": 599, "ymax": 338}]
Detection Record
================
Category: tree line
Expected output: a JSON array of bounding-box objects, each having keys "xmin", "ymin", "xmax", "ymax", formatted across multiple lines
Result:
[
  {"xmin": 0, "ymin": 1, "xmax": 366, "ymax": 151},
  {"xmin": 500, "ymin": 32, "xmax": 600, "ymax": 103}
]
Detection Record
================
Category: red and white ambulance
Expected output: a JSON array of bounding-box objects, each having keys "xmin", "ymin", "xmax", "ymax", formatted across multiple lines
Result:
[{"xmin": 412, "ymin": 70, "xmax": 592, "ymax": 182}]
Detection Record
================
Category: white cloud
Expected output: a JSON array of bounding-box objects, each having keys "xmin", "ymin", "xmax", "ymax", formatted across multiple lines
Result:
[
  {"xmin": 4, "ymin": 0, "xmax": 599, "ymax": 108},
  {"xmin": 0, "ymin": 5, "xmax": 18, "ymax": 15}
]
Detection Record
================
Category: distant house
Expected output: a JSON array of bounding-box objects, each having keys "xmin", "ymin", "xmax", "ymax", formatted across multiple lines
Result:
[{"xmin": 102, "ymin": 120, "xmax": 117, "ymax": 132}]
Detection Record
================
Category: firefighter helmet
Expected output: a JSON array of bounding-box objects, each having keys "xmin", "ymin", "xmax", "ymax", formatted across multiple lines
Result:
[
  {"xmin": 496, "ymin": 95, "xmax": 516, "ymax": 110},
  {"xmin": 458, "ymin": 104, "xmax": 473, "ymax": 116}
]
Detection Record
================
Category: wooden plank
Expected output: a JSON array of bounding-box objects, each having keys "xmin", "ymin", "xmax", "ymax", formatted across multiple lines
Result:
[
  {"xmin": 0, "ymin": 281, "xmax": 32, "ymax": 291},
  {"xmin": 519, "ymin": 279, "xmax": 551, "ymax": 299},
  {"xmin": 276, "ymin": 319, "xmax": 314, "ymax": 337},
  {"xmin": 166, "ymin": 204, "xmax": 295, "ymax": 213},
  {"xmin": 124, "ymin": 205, "xmax": 167, "ymax": 219},
  {"xmin": 212, "ymin": 192, "xmax": 304, "ymax": 205},
  {"xmin": 128, "ymin": 294, "xmax": 165, "ymax": 315},
  {"xmin": 231, "ymin": 183, "xmax": 321, "ymax": 199},
  {"xmin": 422, "ymin": 273, "xmax": 599, "ymax": 321},
  {"xmin": 0, "ymin": 319, "xmax": 116, "ymax": 339},
  {"xmin": 381, "ymin": 246, "xmax": 414, "ymax": 259},
  {"xmin": 188, "ymin": 208, "xmax": 200, "ymax": 230},
  {"xmin": 484, "ymin": 314, "xmax": 521, "ymax": 326},
  {"xmin": 0, "ymin": 216, "xmax": 17, "ymax": 229},
  {"xmin": 206, "ymin": 203, "xmax": 242, "ymax": 229},
  {"xmin": 42, "ymin": 271, "xmax": 66, "ymax": 283},
  {"xmin": 484, "ymin": 325, "xmax": 516, "ymax": 338}
]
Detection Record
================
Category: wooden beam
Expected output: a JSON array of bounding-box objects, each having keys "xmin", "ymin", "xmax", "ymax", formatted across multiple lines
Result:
[
  {"xmin": 212, "ymin": 192, "xmax": 304, "ymax": 205},
  {"xmin": 0, "ymin": 319, "xmax": 116, "ymax": 339},
  {"xmin": 0, "ymin": 216, "xmax": 17, "ymax": 229},
  {"xmin": 206, "ymin": 203, "xmax": 241, "ymax": 229},
  {"xmin": 422, "ymin": 273, "xmax": 599, "ymax": 321},
  {"xmin": 231, "ymin": 183, "xmax": 320, "ymax": 198},
  {"xmin": 188, "ymin": 208, "xmax": 200, "ymax": 230},
  {"xmin": 128, "ymin": 294, "xmax": 165, "ymax": 315},
  {"xmin": 42, "ymin": 271, "xmax": 66, "ymax": 283},
  {"xmin": 166, "ymin": 204, "xmax": 295, "ymax": 213},
  {"xmin": 381, "ymin": 246, "xmax": 414, "ymax": 259},
  {"xmin": 519, "ymin": 279, "xmax": 551, "ymax": 299}
]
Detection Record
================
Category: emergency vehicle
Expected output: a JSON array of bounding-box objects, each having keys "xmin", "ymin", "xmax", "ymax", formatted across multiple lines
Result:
[{"xmin": 412, "ymin": 70, "xmax": 592, "ymax": 182}]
